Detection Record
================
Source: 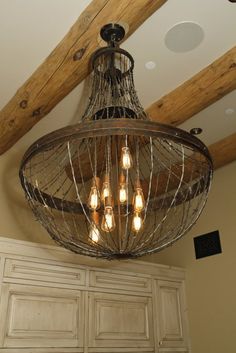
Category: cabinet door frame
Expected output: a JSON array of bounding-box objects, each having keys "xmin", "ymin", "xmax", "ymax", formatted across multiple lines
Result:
[
  {"xmin": 0, "ymin": 283, "xmax": 84, "ymax": 348},
  {"xmin": 88, "ymin": 291, "xmax": 154, "ymax": 348},
  {"xmin": 154, "ymin": 279, "xmax": 189, "ymax": 349}
]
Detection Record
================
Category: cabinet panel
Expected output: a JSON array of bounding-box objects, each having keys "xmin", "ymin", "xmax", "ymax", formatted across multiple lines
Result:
[
  {"xmin": 156, "ymin": 280, "xmax": 188, "ymax": 349},
  {"xmin": 0, "ymin": 284, "xmax": 84, "ymax": 347},
  {"xmin": 89, "ymin": 270, "xmax": 151, "ymax": 293},
  {"xmin": 4, "ymin": 258, "xmax": 86, "ymax": 287},
  {"xmin": 88, "ymin": 292, "xmax": 154, "ymax": 348}
]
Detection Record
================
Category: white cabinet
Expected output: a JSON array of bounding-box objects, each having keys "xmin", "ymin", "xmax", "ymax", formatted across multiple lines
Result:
[
  {"xmin": 0, "ymin": 237, "xmax": 190, "ymax": 353},
  {"xmin": 155, "ymin": 280, "xmax": 189, "ymax": 350}
]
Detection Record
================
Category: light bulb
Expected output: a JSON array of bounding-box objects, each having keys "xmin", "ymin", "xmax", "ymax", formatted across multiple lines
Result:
[
  {"xmin": 132, "ymin": 212, "xmax": 142, "ymax": 232},
  {"xmin": 119, "ymin": 183, "xmax": 127, "ymax": 204},
  {"xmin": 101, "ymin": 181, "xmax": 110, "ymax": 201},
  {"xmin": 88, "ymin": 186, "xmax": 100, "ymax": 210},
  {"xmin": 133, "ymin": 187, "xmax": 145, "ymax": 212},
  {"xmin": 89, "ymin": 224, "xmax": 100, "ymax": 243},
  {"xmin": 121, "ymin": 147, "xmax": 132, "ymax": 170},
  {"xmin": 101, "ymin": 206, "xmax": 116, "ymax": 232}
]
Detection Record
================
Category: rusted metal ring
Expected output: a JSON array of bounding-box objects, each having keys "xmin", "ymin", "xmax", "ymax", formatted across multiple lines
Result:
[
  {"xmin": 91, "ymin": 47, "xmax": 134, "ymax": 77},
  {"xmin": 20, "ymin": 119, "xmax": 212, "ymax": 169}
]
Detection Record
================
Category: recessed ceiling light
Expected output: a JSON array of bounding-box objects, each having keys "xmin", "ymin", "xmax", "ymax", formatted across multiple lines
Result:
[
  {"xmin": 145, "ymin": 61, "xmax": 156, "ymax": 70},
  {"xmin": 165, "ymin": 22, "xmax": 204, "ymax": 53},
  {"xmin": 225, "ymin": 108, "xmax": 235, "ymax": 115},
  {"xmin": 190, "ymin": 127, "xmax": 203, "ymax": 135}
]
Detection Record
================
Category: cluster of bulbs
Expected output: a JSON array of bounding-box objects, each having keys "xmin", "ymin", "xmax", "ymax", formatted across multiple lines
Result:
[{"xmin": 87, "ymin": 145, "xmax": 145, "ymax": 243}]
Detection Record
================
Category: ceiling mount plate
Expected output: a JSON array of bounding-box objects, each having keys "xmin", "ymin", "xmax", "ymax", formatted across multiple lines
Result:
[{"xmin": 100, "ymin": 23, "xmax": 125, "ymax": 43}]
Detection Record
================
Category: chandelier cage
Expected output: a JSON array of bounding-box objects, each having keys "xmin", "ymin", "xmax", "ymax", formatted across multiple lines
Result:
[{"xmin": 19, "ymin": 24, "xmax": 213, "ymax": 259}]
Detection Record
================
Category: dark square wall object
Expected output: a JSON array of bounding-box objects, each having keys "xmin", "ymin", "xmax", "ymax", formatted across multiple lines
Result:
[{"xmin": 194, "ymin": 230, "xmax": 222, "ymax": 259}]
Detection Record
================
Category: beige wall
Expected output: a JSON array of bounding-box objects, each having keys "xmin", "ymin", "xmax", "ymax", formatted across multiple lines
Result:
[
  {"xmin": 1, "ymin": 146, "xmax": 236, "ymax": 353},
  {"xmin": 0, "ymin": 148, "xmax": 53, "ymax": 245},
  {"xmin": 144, "ymin": 161, "xmax": 236, "ymax": 353}
]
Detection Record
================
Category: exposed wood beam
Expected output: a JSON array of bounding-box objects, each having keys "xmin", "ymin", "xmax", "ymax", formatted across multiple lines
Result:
[
  {"xmin": 147, "ymin": 46, "xmax": 236, "ymax": 125},
  {"xmin": 0, "ymin": 0, "xmax": 167, "ymax": 154},
  {"xmin": 208, "ymin": 132, "xmax": 236, "ymax": 170},
  {"xmin": 0, "ymin": 1, "xmax": 235, "ymax": 180}
]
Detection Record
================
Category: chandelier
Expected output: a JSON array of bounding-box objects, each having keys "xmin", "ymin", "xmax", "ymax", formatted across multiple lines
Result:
[{"xmin": 19, "ymin": 24, "xmax": 213, "ymax": 259}]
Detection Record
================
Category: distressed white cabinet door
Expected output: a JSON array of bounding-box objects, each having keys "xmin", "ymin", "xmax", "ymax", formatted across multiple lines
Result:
[
  {"xmin": 155, "ymin": 280, "xmax": 188, "ymax": 349},
  {"xmin": 4, "ymin": 258, "xmax": 86, "ymax": 287},
  {"xmin": 0, "ymin": 283, "xmax": 84, "ymax": 348},
  {"xmin": 88, "ymin": 291, "xmax": 154, "ymax": 348}
]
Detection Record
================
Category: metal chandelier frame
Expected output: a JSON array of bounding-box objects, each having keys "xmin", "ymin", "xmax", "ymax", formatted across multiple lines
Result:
[{"xmin": 19, "ymin": 24, "xmax": 213, "ymax": 259}]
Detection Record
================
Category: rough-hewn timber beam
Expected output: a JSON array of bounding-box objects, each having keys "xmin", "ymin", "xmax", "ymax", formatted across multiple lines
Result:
[
  {"xmin": 147, "ymin": 46, "xmax": 236, "ymax": 125},
  {"xmin": 208, "ymin": 132, "xmax": 236, "ymax": 170},
  {"xmin": 0, "ymin": 0, "xmax": 167, "ymax": 154}
]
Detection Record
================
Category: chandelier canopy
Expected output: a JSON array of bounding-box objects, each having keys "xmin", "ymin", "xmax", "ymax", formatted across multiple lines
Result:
[{"xmin": 19, "ymin": 24, "xmax": 213, "ymax": 259}]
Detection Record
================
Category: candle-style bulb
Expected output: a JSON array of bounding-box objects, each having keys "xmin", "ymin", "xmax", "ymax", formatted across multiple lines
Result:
[
  {"xmin": 101, "ymin": 174, "xmax": 111, "ymax": 202},
  {"xmin": 133, "ymin": 187, "xmax": 145, "ymax": 212},
  {"xmin": 119, "ymin": 172, "xmax": 127, "ymax": 204},
  {"xmin": 101, "ymin": 181, "xmax": 110, "ymax": 201},
  {"xmin": 132, "ymin": 212, "xmax": 142, "ymax": 232},
  {"xmin": 89, "ymin": 223, "xmax": 100, "ymax": 242},
  {"xmin": 101, "ymin": 206, "xmax": 116, "ymax": 232},
  {"xmin": 121, "ymin": 146, "xmax": 132, "ymax": 170},
  {"xmin": 89, "ymin": 211, "xmax": 100, "ymax": 242},
  {"xmin": 88, "ymin": 180, "xmax": 100, "ymax": 210},
  {"xmin": 119, "ymin": 183, "xmax": 127, "ymax": 204}
]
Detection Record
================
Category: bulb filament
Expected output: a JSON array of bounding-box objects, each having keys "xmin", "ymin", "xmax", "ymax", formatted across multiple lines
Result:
[
  {"xmin": 121, "ymin": 146, "xmax": 132, "ymax": 170},
  {"xmin": 132, "ymin": 212, "xmax": 142, "ymax": 232},
  {"xmin": 102, "ymin": 181, "xmax": 110, "ymax": 201},
  {"xmin": 88, "ymin": 185, "xmax": 100, "ymax": 210},
  {"xmin": 89, "ymin": 224, "xmax": 100, "ymax": 242},
  {"xmin": 101, "ymin": 206, "xmax": 116, "ymax": 232},
  {"xmin": 133, "ymin": 187, "xmax": 145, "ymax": 212},
  {"xmin": 119, "ymin": 183, "xmax": 127, "ymax": 204}
]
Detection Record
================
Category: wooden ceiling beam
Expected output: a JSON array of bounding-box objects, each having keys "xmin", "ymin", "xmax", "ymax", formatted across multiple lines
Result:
[
  {"xmin": 147, "ymin": 46, "xmax": 236, "ymax": 125},
  {"xmin": 208, "ymin": 132, "xmax": 236, "ymax": 170},
  {"xmin": 0, "ymin": 0, "xmax": 167, "ymax": 154},
  {"xmin": 0, "ymin": 1, "xmax": 235, "ymax": 177}
]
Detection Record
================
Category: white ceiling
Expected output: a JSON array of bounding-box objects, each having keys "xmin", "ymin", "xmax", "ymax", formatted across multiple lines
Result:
[{"xmin": 0, "ymin": 0, "xmax": 235, "ymax": 156}]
